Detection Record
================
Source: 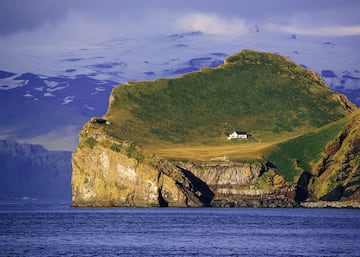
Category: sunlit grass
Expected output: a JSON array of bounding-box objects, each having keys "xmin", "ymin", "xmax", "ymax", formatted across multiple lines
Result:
[
  {"xmin": 103, "ymin": 50, "xmax": 353, "ymax": 164},
  {"xmin": 268, "ymin": 110, "xmax": 360, "ymax": 183},
  {"xmin": 145, "ymin": 142, "xmax": 275, "ymax": 161}
]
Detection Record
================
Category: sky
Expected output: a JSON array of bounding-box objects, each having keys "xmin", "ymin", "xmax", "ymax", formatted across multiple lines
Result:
[
  {"xmin": 1, "ymin": 0, "xmax": 359, "ymax": 39},
  {"xmin": 0, "ymin": 0, "xmax": 359, "ymax": 74},
  {"xmin": 0, "ymin": 0, "xmax": 359, "ymax": 150}
]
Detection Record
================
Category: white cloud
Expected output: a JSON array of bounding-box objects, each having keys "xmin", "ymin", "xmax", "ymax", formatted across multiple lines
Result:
[
  {"xmin": 267, "ymin": 23, "xmax": 360, "ymax": 37},
  {"xmin": 264, "ymin": 7, "xmax": 360, "ymax": 37},
  {"xmin": 176, "ymin": 13, "xmax": 249, "ymax": 35},
  {"xmin": 0, "ymin": 8, "xmax": 179, "ymax": 51},
  {"xmin": 0, "ymin": 77, "xmax": 27, "ymax": 90}
]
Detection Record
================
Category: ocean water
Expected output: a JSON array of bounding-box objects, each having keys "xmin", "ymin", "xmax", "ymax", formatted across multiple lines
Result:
[{"xmin": 0, "ymin": 201, "xmax": 360, "ymax": 257}]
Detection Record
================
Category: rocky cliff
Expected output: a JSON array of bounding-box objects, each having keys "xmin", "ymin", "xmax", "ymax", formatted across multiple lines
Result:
[
  {"xmin": 176, "ymin": 161, "xmax": 296, "ymax": 207},
  {"xmin": 309, "ymin": 112, "xmax": 360, "ymax": 201},
  {"xmin": 72, "ymin": 118, "xmax": 206, "ymax": 207},
  {"xmin": 71, "ymin": 50, "xmax": 359, "ymax": 208},
  {"xmin": 72, "ymin": 114, "xmax": 359, "ymax": 207},
  {"xmin": 0, "ymin": 139, "xmax": 71, "ymax": 200},
  {"xmin": 268, "ymin": 110, "xmax": 360, "ymax": 205},
  {"xmin": 72, "ymin": 118, "xmax": 298, "ymax": 207}
]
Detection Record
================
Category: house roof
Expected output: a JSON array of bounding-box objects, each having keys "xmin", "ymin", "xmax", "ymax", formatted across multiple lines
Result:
[{"xmin": 224, "ymin": 131, "xmax": 247, "ymax": 136}]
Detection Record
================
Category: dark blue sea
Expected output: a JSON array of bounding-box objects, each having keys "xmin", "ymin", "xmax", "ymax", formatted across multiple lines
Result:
[{"xmin": 1, "ymin": 201, "xmax": 360, "ymax": 257}]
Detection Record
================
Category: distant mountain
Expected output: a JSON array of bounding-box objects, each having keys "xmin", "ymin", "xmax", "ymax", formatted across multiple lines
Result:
[
  {"xmin": 0, "ymin": 42, "xmax": 359, "ymax": 151},
  {"xmin": 0, "ymin": 72, "xmax": 117, "ymax": 150},
  {"xmin": 321, "ymin": 69, "xmax": 360, "ymax": 108},
  {"xmin": 0, "ymin": 139, "xmax": 71, "ymax": 200}
]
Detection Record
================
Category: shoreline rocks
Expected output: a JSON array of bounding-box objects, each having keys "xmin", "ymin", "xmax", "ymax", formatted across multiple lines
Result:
[{"xmin": 300, "ymin": 200, "xmax": 360, "ymax": 208}]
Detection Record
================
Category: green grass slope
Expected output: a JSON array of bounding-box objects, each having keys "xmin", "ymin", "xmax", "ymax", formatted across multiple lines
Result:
[
  {"xmin": 104, "ymin": 50, "xmax": 355, "ymax": 160},
  {"xmin": 268, "ymin": 110, "xmax": 360, "ymax": 199}
]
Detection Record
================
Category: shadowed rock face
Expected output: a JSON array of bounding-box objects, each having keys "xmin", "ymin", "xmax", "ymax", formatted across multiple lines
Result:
[
  {"xmin": 320, "ymin": 185, "xmax": 344, "ymax": 201},
  {"xmin": 295, "ymin": 172, "xmax": 312, "ymax": 202}
]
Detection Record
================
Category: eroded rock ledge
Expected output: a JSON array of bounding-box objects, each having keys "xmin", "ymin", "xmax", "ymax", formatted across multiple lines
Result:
[
  {"xmin": 71, "ymin": 119, "xmax": 298, "ymax": 207},
  {"xmin": 72, "ymin": 115, "xmax": 360, "ymax": 208}
]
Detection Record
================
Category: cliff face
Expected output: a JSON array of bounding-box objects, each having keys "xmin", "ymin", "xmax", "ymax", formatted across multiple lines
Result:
[
  {"xmin": 71, "ymin": 50, "xmax": 359, "ymax": 208},
  {"xmin": 176, "ymin": 161, "xmax": 296, "ymax": 207},
  {"xmin": 72, "ymin": 118, "xmax": 210, "ymax": 207},
  {"xmin": 0, "ymin": 139, "xmax": 71, "ymax": 200},
  {"xmin": 178, "ymin": 162, "xmax": 263, "ymax": 188},
  {"xmin": 310, "ymin": 113, "xmax": 360, "ymax": 201},
  {"xmin": 72, "ymin": 129, "xmax": 184, "ymax": 207},
  {"xmin": 72, "ymin": 119, "xmax": 297, "ymax": 207},
  {"xmin": 72, "ymin": 114, "xmax": 359, "ymax": 207}
]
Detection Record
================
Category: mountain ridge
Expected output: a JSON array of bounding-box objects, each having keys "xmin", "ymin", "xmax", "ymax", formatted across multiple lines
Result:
[{"xmin": 0, "ymin": 139, "xmax": 72, "ymax": 200}]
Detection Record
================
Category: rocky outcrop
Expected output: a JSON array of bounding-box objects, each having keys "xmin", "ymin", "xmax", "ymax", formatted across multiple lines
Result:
[
  {"xmin": 177, "ymin": 162, "xmax": 263, "ymax": 189},
  {"xmin": 309, "ymin": 113, "xmax": 360, "ymax": 201},
  {"xmin": 300, "ymin": 200, "xmax": 360, "ymax": 208},
  {"xmin": 72, "ymin": 113, "xmax": 360, "ymax": 207},
  {"xmin": 176, "ymin": 161, "xmax": 297, "ymax": 207},
  {"xmin": 72, "ymin": 138, "xmax": 190, "ymax": 207},
  {"xmin": 71, "ymin": 119, "xmax": 298, "ymax": 207},
  {"xmin": 72, "ymin": 119, "xmax": 213, "ymax": 207},
  {"xmin": 71, "ymin": 50, "xmax": 359, "ymax": 208}
]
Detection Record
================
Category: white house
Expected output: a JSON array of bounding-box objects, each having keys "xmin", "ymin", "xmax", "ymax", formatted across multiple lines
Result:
[{"xmin": 227, "ymin": 131, "xmax": 248, "ymax": 140}]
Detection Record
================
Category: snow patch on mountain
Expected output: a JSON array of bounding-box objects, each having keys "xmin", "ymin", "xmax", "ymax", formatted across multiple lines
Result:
[
  {"xmin": 85, "ymin": 104, "xmax": 95, "ymax": 111},
  {"xmin": 44, "ymin": 92, "xmax": 55, "ymax": 97},
  {"xmin": 62, "ymin": 96, "xmax": 75, "ymax": 105},
  {"xmin": 34, "ymin": 87, "xmax": 44, "ymax": 91},
  {"xmin": 44, "ymin": 80, "xmax": 58, "ymax": 88},
  {"xmin": 23, "ymin": 92, "xmax": 33, "ymax": 98},
  {"xmin": 47, "ymin": 85, "xmax": 69, "ymax": 92},
  {"xmin": 0, "ymin": 77, "xmax": 28, "ymax": 90},
  {"xmin": 95, "ymin": 86, "xmax": 106, "ymax": 92}
]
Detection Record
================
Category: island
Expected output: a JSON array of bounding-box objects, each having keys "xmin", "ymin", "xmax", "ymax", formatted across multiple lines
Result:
[{"xmin": 71, "ymin": 50, "xmax": 360, "ymax": 208}]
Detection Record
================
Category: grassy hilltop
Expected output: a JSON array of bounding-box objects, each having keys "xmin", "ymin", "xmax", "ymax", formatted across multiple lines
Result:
[
  {"xmin": 74, "ymin": 49, "xmax": 359, "ymax": 206},
  {"xmin": 103, "ymin": 50, "xmax": 355, "ymax": 162}
]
